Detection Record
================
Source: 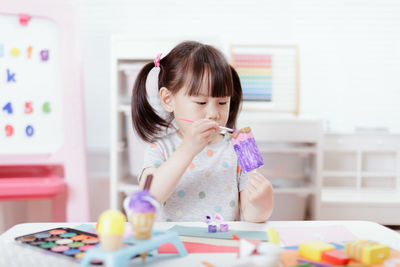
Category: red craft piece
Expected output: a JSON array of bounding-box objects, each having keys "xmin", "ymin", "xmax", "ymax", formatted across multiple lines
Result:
[{"xmin": 322, "ymin": 250, "xmax": 350, "ymax": 265}]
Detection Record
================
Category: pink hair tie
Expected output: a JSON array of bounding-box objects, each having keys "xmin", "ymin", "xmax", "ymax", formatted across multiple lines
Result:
[{"xmin": 154, "ymin": 53, "xmax": 162, "ymax": 67}]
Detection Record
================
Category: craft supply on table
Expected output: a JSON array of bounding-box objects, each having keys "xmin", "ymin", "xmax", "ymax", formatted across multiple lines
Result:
[
  {"xmin": 208, "ymin": 225, "xmax": 217, "ymax": 233},
  {"xmin": 321, "ymin": 249, "xmax": 350, "ymax": 265},
  {"xmin": 345, "ymin": 240, "xmax": 390, "ymax": 265},
  {"xmin": 220, "ymin": 224, "xmax": 229, "ymax": 232},
  {"xmin": 230, "ymin": 127, "xmax": 264, "ymax": 173},
  {"xmin": 14, "ymin": 227, "xmax": 99, "ymax": 262},
  {"xmin": 97, "ymin": 209, "xmax": 126, "ymax": 251},
  {"xmin": 206, "ymin": 213, "xmax": 229, "ymax": 233},
  {"xmin": 123, "ymin": 174, "xmax": 158, "ymax": 241},
  {"xmin": 158, "ymin": 241, "xmax": 239, "ymax": 254},
  {"xmin": 299, "ymin": 241, "xmax": 334, "ymax": 261},
  {"xmin": 205, "ymin": 215, "xmax": 218, "ymax": 233},
  {"xmin": 267, "ymin": 227, "xmax": 280, "ymax": 245},
  {"xmin": 178, "ymin": 236, "xmax": 240, "ymax": 247},
  {"xmin": 123, "ymin": 174, "xmax": 159, "ymax": 262},
  {"xmin": 214, "ymin": 213, "xmax": 229, "ymax": 232},
  {"xmin": 168, "ymin": 225, "xmax": 269, "ymax": 241},
  {"xmin": 239, "ymin": 238, "xmax": 258, "ymax": 258},
  {"xmin": 81, "ymin": 230, "xmax": 187, "ymax": 266},
  {"xmin": 81, "ymin": 174, "xmax": 186, "ymax": 266}
]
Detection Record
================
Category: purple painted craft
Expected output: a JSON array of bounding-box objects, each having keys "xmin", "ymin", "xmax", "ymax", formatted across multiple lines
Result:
[
  {"xmin": 231, "ymin": 127, "xmax": 264, "ymax": 173},
  {"xmin": 127, "ymin": 190, "xmax": 156, "ymax": 213},
  {"xmin": 208, "ymin": 224, "xmax": 217, "ymax": 233},
  {"xmin": 220, "ymin": 223, "xmax": 229, "ymax": 232}
]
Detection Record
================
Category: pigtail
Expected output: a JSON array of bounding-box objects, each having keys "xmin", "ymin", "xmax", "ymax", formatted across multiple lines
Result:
[
  {"xmin": 227, "ymin": 65, "xmax": 243, "ymax": 129},
  {"xmin": 131, "ymin": 62, "xmax": 169, "ymax": 142}
]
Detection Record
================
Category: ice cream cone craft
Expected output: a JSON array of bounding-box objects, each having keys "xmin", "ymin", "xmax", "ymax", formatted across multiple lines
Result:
[
  {"xmin": 123, "ymin": 175, "xmax": 159, "ymax": 241},
  {"xmin": 231, "ymin": 127, "xmax": 264, "ymax": 173},
  {"xmin": 127, "ymin": 199, "xmax": 157, "ymax": 240},
  {"xmin": 97, "ymin": 210, "xmax": 126, "ymax": 252},
  {"xmin": 124, "ymin": 175, "xmax": 159, "ymax": 263}
]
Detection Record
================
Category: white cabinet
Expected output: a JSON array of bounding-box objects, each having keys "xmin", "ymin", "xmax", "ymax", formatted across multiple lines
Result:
[
  {"xmin": 237, "ymin": 114, "xmax": 323, "ymax": 220},
  {"xmin": 319, "ymin": 133, "xmax": 400, "ymax": 225},
  {"xmin": 110, "ymin": 37, "xmax": 165, "ymax": 209}
]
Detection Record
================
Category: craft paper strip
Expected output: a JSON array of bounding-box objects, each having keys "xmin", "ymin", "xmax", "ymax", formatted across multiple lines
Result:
[
  {"xmin": 168, "ymin": 225, "xmax": 268, "ymax": 241},
  {"xmin": 158, "ymin": 241, "xmax": 239, "ymax": 254}
]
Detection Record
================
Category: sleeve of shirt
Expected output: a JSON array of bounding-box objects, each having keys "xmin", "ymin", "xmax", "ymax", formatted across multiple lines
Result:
[{"xmin": 139, "ymin": 141, "xmax": 165, "ymax": 183}]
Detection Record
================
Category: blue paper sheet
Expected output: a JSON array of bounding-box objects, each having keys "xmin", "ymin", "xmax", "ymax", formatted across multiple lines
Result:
[{"xmin": 168, "ymin": 225, "xmax": 268, "ymax": 241}]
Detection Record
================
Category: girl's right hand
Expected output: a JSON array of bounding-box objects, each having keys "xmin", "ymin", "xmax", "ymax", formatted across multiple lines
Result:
[{"xmin": 181, "ymin": 119, "xmax": 219, "ymax": 156}]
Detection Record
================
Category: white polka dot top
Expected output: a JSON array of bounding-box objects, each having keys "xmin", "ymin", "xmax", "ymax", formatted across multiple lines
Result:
[{"xmin": 140, "ymin": 131, "xmax": 249, "ymax": 222}]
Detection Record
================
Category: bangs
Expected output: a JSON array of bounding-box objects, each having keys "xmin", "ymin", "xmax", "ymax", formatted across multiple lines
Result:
[{"xmin": 178, "ymin": 45, "xmax": 234, "ymax": 98}]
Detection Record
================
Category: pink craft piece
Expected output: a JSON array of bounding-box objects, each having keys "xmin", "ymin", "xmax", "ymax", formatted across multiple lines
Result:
[{"xmin": 231, "ymin": 127, "xmax": 264, "ymax": 173}]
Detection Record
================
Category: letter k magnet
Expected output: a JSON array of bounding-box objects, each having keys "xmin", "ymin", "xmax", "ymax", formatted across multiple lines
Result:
[{"xmin": 7, "ymin": 69, "xmax": 16, "ymax": 82}]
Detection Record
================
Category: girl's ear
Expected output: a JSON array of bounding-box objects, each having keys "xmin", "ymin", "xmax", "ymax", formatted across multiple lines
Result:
[{"xmin": 159, "ymin": 87, "xmax": 174, "ymax": 112}]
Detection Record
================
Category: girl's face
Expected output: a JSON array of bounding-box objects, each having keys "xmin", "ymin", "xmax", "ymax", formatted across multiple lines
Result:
[{"xmin": 163, "ymin": 85, "xmax": 231, "ymax": 138}]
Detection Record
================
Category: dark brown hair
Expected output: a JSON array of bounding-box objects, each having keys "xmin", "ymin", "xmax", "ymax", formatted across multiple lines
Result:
[{"xmin": 132, "ymin": 41, "xmax": 242, "ymax": 142}]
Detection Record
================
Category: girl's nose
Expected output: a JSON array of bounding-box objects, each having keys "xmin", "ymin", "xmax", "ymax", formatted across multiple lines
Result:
[{"xmin": 206, "ymin": 105, "xmax": 219, "ymax": 120}]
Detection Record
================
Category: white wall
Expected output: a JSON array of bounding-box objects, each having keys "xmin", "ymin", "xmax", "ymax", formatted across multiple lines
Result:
[{"xmin": 69, "ymin": 0, "xmax": 400, "ymax": 150}]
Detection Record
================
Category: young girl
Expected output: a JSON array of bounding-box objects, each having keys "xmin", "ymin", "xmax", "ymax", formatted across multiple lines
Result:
[{"xmin": 131, "ymin": 41, "xmax": 273, "ymax": 222}]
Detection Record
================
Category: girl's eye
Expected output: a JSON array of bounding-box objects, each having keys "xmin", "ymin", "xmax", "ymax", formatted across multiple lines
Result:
[
  {"xmin": 196, "ymin": 102, "xmax": 207, "ymax": 105},
  {"xmin": 219, "ymin": 102, "xmax": 228, "ymax": 105}
]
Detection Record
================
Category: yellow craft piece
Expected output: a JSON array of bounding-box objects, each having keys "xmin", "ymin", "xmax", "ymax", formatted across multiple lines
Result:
[
  {"xmin": 97, "ymin": 209, "xmax": 126, "ymax": 235},
  {"xmin": 299, "ymin": 241, "xmax": 335, "ymax": 261},
  {"xmin": 362, "ymin": 244, "xmax": 390, "ymax": 265},
  {"xmin": 267, "ymin": 227, "xmax": 280, "ymax": 245},
  {"xmin": 345, "ymin": 240, "xmax": 390, "ymax": 265},
  {"xmin": 11, "ymin": 48, "xmax": 20, "ymax": 57}
]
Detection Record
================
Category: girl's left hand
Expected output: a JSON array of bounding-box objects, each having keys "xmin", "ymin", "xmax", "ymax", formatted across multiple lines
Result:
[{"xmin": 245, "ymin": 171, "xmax": 273, "ymax": 208}]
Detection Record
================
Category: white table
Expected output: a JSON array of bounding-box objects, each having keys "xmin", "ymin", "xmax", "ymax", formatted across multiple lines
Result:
[{"xmin": 2, "ymin": 221, "xmax": 400, "ymax": 267}]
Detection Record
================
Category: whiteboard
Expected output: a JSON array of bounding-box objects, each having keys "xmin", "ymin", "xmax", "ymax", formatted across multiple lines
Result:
[{"xmin": 0, "ymin": 14, "xmax": 63, "ymax": 154}]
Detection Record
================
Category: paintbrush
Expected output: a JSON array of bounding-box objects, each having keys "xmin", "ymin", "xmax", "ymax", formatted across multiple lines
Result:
[
  {"xmin": 178, "ymin": 118, "xmax": 235, "ymax": 133},
  {"xmin": 143, "ymin": 174, "xmax": 154, "ymax": 191}
]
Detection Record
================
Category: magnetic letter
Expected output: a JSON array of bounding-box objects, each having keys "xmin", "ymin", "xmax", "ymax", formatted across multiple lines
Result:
[
  {"xmin": 40, "ymin": 49, "xmax": 49, "ymax": 61},
  {"xmin": 7, "ymin": 69, "xmax": 16, "ymax": 82}
]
